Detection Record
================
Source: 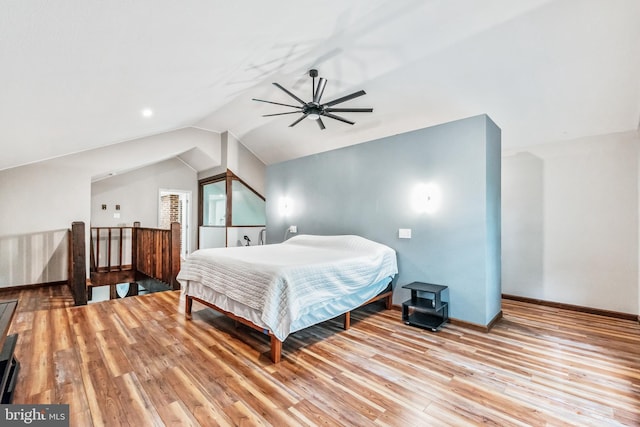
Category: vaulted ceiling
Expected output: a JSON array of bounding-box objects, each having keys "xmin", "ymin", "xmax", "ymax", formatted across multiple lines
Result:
[{"xmin": 1, "ymin": 0, "xmax": 639, "ymax": 171}]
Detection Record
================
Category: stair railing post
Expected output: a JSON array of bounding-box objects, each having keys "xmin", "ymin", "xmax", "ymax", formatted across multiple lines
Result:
[
  {"xmin": 70, "ymin": 221, "xmax": 88, "ymax": 306},
  {"xmin": 170, "ymin": 222, "xmax": 181, "ymax": 290},
  {"xmin": 131, "ymin": 222, "xmax": 139, "ymax": 279}
]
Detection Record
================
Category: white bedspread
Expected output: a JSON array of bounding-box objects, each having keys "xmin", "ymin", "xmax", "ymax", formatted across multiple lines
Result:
[{"xmin": 177, "ymin": 234, "xmax": 398, "ymax": 341}]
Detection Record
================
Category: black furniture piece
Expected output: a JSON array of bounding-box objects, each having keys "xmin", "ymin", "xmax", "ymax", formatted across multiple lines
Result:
[
  {"xmin": 402, "ymin": 282, "xmax": 449, "ymax": 331},
  {"xmin": 0, "ymin": 299, "xmax": 19, "ymax": 403}
]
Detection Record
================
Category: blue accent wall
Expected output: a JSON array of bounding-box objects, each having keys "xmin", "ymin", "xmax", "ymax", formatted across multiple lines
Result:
[
  {"xmin": 265, "ymin": 115, "xmax": 501, "ymax": 326},
  {"xmin": 485, "ymin": 117, "xmax": 502, "ymax": 324}
]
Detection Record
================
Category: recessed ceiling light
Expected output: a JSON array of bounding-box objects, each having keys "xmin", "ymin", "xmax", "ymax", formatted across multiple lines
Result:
[{"xmin": 141, "ymin": 108, "xmax": 153, "ymax": 117}]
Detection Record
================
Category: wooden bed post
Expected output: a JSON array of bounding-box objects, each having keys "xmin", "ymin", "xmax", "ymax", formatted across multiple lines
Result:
[
  {"xmin": 270, "ymin": 335, "xmax": 282, "ymax": 363},
  {"xmin": 185, "ymin": 294, "xmax": 283, "ymax": 363},
  {"xmin": 185, "ymin": 295, "xmax": 193, "ymax": 318}
]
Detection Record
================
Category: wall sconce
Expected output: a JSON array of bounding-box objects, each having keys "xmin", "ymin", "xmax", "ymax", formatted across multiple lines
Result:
[
  {"xmin": 279, "ymin": 197, "xmax": 292, "ymax": 216},
  {"xmin": 412, "ymin": 183, "xmax": 441, "ymax": 214},
  {"xmin": 101, "ymin": 204, "xmax": 107, "ymax": 210},
  {"xmin": 115, "ymin": 204, "xmax": 121, "ymax": 210}
]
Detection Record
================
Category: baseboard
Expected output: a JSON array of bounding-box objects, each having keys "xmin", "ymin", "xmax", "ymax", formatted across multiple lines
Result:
[
  {"xmin": 502, "ymin": 293, "xmax": 638, "ymax": 322},
  {"xmin": 487, "ymin": 310, "xmax": 503, "ymax": 330},
  {"xmin": 449, "ymin": 311, "xmax": 502, "ymax": 333},
  {"xmin": 0, "ymin": 280, "xmax": 68, "ymax": 292}
]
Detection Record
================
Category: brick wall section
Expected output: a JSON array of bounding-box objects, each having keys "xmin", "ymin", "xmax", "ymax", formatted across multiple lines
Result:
[{"xmin": 159, "ymin": 195, "xmax": 181, "ymax": 229}]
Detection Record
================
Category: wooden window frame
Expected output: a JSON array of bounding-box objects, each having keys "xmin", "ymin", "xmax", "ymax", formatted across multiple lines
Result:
[{"xmin": 198, "ymin": 170, "xmax": 266, "ymax": 242}]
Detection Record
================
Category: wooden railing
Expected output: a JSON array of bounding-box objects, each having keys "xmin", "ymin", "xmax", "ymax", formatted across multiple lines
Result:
[
  {"xmin": 90, "ymin": 226, "xmax": 134, "ymax": 273},
  {"xmin": 133, "ymin": 224, "xmax": 181, "ymax": 290},
  {"xmin": 68, "ymin": 221, "xmax": 181, "ymax": 306}
]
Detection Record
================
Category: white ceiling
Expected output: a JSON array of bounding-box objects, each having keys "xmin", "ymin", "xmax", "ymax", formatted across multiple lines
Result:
[{"xmin": 1, "ymin": 0, "xmax": 639, "ymax": 171}]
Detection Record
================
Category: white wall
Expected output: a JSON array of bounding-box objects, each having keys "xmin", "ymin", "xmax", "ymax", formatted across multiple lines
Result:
[
  {"xmin": 502, "ymin": 131, "xmax": 639, "ymax": 314},
  {"xmin": 0, "ymin": 228, "xmax": 69, "ymax": 288},
  {"xmin": 226, "ymin": 132, "xmax": 265, "ymax": 196},
  {"xmin": 0, "ymin": 160, "xmax": 92, "ymax": 287},
  {"xmin": 226, "ymin": 227, "xmax": 265, "ymax": 248},
  {"xmin": 502, "ymin": 152, "xmax": 544, "ymax": 297},
  {"xmin": 198, "ymin": 131, "xmax": 266, "ymax": 196},
  {"xmin": 198, "ymin": 132, "xmax": 229, "ymax": 180},
  {"xmin": 91, "ymin": 158, "xmax": 199, "ymax": 253},
  {"xmin": 0, "ymin": 127, "xmax": 221, "ymax": 287},
  {"xmin": 199, "ymin": 227, "xmax": 226, "ymax": 248},
  {"xmin": 0, "ymin": 162, "xmax": 92, "ymax": 238}
]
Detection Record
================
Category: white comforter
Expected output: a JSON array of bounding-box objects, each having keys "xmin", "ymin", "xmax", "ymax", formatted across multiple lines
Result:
[{"xmin": 177, "ymin": 234, "xmax": 398, "ymax": 341}]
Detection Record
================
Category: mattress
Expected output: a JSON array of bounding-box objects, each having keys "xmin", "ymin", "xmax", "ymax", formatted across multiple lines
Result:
[{"xmin": 177, "ymin": 234, "xmax": 398, "ymax": 341}]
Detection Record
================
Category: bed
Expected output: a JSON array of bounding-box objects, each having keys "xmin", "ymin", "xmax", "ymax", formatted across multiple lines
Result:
[{"xmin": 177, "ymin": 234, "xmax": 398, "ymax": 362}]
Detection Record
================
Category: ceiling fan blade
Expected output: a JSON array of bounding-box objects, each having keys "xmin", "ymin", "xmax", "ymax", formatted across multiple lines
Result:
[
  {"xmin": 313, "ymin": 78, "xmax": 327, "ymax": 104},
  {"xmin": 262, "ymin": 111, "xmax": 303, "ymax": 117},
  {"xmin": 323, "ymin": 112, "xmax": 355, "ymax": 125},
  {"xmin": 317, "ymin": 117, "xmax": 326, "ymax": 130},
  {"xmin": 323, "ymin": 90, "xmax": 366, "ymax": 107},
  {"xmin": 289, "ymin": 114, "xmax": 308, "ymax": 127},
  {"xmin": 273, "ymin": 83, "xmax": 306, "ymax": 105},
  {"xmin": 252, "ymin": 98, "xmax": 302, "ymax": 109},
  {"xmin": 324, "ymin": 107, "xmax": 373, "ymax": 113}
]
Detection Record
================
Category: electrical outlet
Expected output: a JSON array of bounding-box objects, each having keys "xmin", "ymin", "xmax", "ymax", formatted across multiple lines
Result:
[{"xmin": 289, "ymin": 225, "xmax": 297, "ymax": 233}]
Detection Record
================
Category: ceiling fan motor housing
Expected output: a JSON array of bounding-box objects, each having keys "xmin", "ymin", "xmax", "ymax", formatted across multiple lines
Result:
[{"xmin": 303, "ymin": 103, "xmax": 322, "ymax": 115}]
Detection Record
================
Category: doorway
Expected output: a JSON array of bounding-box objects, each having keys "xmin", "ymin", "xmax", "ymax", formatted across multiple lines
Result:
[{"xmin": 158, "ymin": 189, "xmax": 191, "ymax": 258}]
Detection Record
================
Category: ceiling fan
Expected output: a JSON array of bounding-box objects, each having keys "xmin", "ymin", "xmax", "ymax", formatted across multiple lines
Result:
[{"xmin": 252, "ymin": 69, "xmax": 373, "ymax": 130}]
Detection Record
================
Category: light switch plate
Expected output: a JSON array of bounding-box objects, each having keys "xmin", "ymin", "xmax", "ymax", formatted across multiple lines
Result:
[
  {"xmin": 113, "ymin": 213, "xmax": 121, "ymax": 219},
  {"xmin": 399, "ymin": 228, "xmax": 411, "ymax": 239}
]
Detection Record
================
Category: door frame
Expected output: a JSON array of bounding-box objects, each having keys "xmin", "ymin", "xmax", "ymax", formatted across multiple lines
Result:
[{"xmin": 158, "ymin": 189, "xmax": 192, "ymax": 258}]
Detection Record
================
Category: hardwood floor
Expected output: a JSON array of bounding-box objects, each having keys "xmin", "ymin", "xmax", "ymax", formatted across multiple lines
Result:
[{"xmin": 0, "ymin": 285, "xmax": 638, "ymax": 426}]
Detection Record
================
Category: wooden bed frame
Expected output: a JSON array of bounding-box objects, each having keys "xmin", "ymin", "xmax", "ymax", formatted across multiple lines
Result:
[{"xmin": 185, "ymin": 280, "xmax": 393, "ymax": 363}]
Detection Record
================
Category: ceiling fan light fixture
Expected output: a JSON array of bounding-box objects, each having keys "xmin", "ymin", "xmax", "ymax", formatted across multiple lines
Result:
[{"xmin": 253, "ymin": 70, "xmax": 372, "ymax": 129}]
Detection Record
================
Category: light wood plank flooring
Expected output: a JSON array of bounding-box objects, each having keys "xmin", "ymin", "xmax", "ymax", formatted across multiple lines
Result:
[{"xmin": 0, "ymin": 285, "xmax": 638, "ymax": 426}]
